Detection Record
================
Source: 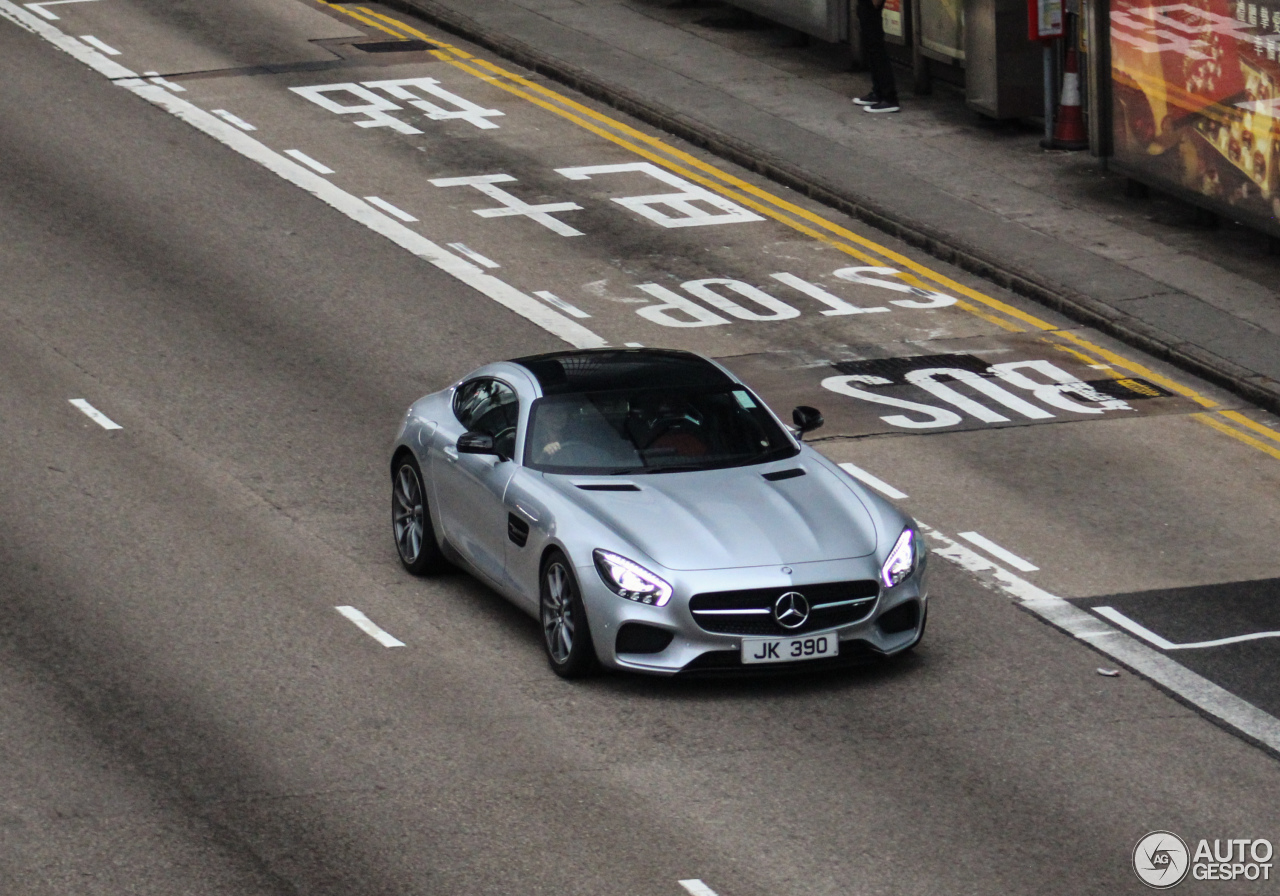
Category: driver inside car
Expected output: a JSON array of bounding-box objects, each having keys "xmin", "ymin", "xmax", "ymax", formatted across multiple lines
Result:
[{"xmin": 532, "ymin": 398, "xmax": 640, "ymax": 468}]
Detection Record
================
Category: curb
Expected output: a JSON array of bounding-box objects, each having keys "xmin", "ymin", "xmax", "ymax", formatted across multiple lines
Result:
[{"xmin": 388, "ymin": 0, "xmax": 1280, "ymax": 417}]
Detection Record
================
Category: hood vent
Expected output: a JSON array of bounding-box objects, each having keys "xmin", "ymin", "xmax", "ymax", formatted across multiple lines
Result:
[
  {"xmin": 576, "ymin": 482, "xmax": 641, "ymax": 492},
  {"xmin": 762, "ymin": 468, "xmax": 806, "ymax": 482}
]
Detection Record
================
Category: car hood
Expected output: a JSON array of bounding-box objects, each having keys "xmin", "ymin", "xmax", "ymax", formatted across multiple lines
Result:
[{"xmin": 552, "ymin": 459, "xmax": 877, "ymax": 571}]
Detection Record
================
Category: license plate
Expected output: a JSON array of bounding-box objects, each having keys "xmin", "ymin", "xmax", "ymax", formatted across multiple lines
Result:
[{"xmin": 741, "ymin": 632, "xmax": 839, "ymax": 664}]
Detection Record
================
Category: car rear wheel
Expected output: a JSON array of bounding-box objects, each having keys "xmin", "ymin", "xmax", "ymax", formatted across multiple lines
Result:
[
  {"xmin": 392, "ymin": 455, "xmax": 443, "ymax": 575},
  {"xmin": 540, "ymin": 552, "xmax": 597, "ymax": 678}
]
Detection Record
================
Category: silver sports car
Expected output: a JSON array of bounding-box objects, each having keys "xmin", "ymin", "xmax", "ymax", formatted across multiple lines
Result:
[{"xmin": 390, "ymin": 348, "xmax": 928, "ymax": 677}]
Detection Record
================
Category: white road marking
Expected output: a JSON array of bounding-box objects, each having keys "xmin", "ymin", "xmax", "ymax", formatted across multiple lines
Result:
[
  {"xmin": 558, "ymin": 162, "xmax": 764, "ymax": 228},
  {"xmin": 624, "ymin": 342, "xmax": 645, "ymax": 347},
  {"xmin": 211, "ymin": 109, "xmax": 256, "ymax": 131},
  {"xmin": 1093, "ymin": 607, "xmax": 1280, "ymax": 651},
  {"xmin": 679, "ymin": 881, "xmax": 720, "ymax": 896},
  {"xmin": 534, "ymin": 290, "xmax": 590, "ymax": 318},
  {"xmin": 7, "ymin": 0, "xmax": 1277, "ymax": 768},
  {"xmin": 430, "ymin": 174, "xmax": 584, "ymax": 237},
  {"xmin": 77, "ymin": 34, "xmax": 118, "ymax": 55},
  {"xmin": 363, "ymin": 76, "xmax": 504, "ymax": 129},
  {"xmin": 838, "ymin": 462, "xmax": 907, "ymax": 499},
  {"xmin": 290, "ymin": 78, "xmax": 504, "ymax": 132},
  {"xmin": 335, "ymin": 606, "xmax": 405, "ymax": 647},
  {"xmin": 23, "ymin": 0, "xmax": 100, "ymax": 20},
  {"xmin": 290, "ymin": 82, "xmax": 423, "ymax": 134},
  {"xmin": 958, "ymin": 531, "xmax": 1038, "ymax": 571},
  {"xmin": 282, "ymin": 149, "xmax": 333, "ymax": 174},
  {"xmin": 446, "ymin": 242, "xmax": 499, "ymax": 268},
  {"xmin": 69, "ymin": 398, "xmax": 122, "ymax": 430},
  {"xmin": 0, "ymin": 0, "xmax": 604, "ymax": 349},
  {"xmin": 364, "ymin": 195, "xmax": 417, "ymax": 222},
  {"xmin": 772, "ymin": 271, "xmax": 888, "ymax": 315},
  {"xmin": 143, "ymin": 73, "xmax": 186, "ymax": 92},
  {"xmin": 922, "ymin": 524, "xmax": 1280, "ymax": 754}
]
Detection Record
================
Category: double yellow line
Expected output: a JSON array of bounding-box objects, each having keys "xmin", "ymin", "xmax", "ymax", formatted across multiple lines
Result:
[{"xmin": 324, "ymin": 3, "xmax": 1280, "ymax": 461}]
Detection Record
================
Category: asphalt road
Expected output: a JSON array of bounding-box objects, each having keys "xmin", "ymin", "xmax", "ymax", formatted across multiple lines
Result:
[{"xmin": 3, "ymin": 1, "xmax": 1280, "ymax": 894}]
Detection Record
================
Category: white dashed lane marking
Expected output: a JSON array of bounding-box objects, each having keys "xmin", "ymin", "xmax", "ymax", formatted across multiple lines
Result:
[
  {"xmin": 364, "ymin": 195, "xmax": 417, "ymax": 222},
  {"xmin": 679, "ymin": 881, "xmax": 721, "ymax": 896},
  {"xmin": 144, "ymin": 74, "xmax": 186, "ymax": 92},
  {"xmin": 335, "ymin": 606, "xmax": 405, "ymax": 647},
  {"xmin": 957, "ymin": 531, "xmax": 1038, "ymax": 572},
  {"xmin": 211, "ymin": 109, "xmax": 257, "ymax": 131},
  {"xmin": 69, "ymin": 398, "xmax": 122, "ymax": 430},
  {"xmin": 77, "ymin": 34, "xmax": 118, "ymax": 55},
  {"xmin": 837, "ymin": 462, "xmax": 907, "ymax": 500},
  {"xmin": 24, "ymin": 0, "xmax": 100, "ymax": 20},
  {"xmin": 534, "ymin": 290, "xmax": 590, "ymax": 318},
  {"xmin": 283, "ymin": 149, "xmax": 332, "ymax": 174},
  {"xmin": 446, "ymin": 242, "xmax": 499, "ymax": 268}
]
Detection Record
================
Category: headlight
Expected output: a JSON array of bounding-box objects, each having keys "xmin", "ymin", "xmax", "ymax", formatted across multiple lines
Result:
[
  {"xmin": 879, "ymin": 528, "xmax": 917, "ymax": 589},
  {"xmin": 593, "ymin": 549, "xmax": 673, "ymax": 606}
]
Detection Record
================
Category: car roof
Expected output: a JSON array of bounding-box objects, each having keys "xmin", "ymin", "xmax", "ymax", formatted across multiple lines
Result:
[{"xmin": 510, "ymin": 348, "xmax": 734, "ymax": 396}]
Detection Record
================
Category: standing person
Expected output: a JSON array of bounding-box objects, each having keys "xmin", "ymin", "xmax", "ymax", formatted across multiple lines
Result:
[{"xmin": 853, "ymin": 0, "xmax": 900, "ymax": 113}]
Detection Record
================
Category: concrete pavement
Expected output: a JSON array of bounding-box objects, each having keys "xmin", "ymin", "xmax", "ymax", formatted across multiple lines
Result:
[{"xmin": 388, "ymin": 0, "xmax": 1280, "ymax": 416}]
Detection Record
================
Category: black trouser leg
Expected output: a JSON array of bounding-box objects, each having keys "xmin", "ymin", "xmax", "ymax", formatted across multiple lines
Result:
[{"xmin": 858, "ymin": 0, "xmax": 898, "ymax": 104}]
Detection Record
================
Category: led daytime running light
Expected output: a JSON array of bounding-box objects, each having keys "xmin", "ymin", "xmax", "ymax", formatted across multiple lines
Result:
[
  {"xmin": 880, "ymin": 528, "xmax": 916, "ymax": 589},
  {"xmin": 593, "ymin": 549, "xmax": 672, "ymax": 606}
]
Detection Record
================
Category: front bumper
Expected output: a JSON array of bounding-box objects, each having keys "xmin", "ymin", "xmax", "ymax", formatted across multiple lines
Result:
[{"xmin": 577, "ymin": 553, "xmax": 928, "ymax": 675}]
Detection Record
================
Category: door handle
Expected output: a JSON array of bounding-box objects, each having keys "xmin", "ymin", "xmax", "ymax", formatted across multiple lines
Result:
[{"xmin": 442, "ymin": 445, "xmax": 459, "ymax": 462}]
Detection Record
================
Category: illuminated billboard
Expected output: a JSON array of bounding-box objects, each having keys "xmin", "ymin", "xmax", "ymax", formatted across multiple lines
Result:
[{"xmin": 1111, "ymin": 0, "xmax": 1280, "ymax": 231}]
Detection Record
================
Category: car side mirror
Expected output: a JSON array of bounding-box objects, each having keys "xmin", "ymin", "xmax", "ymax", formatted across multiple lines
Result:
[
  {"xmin": 792, "ymin": 406, "xmax": 824, "ymax": 436},
  {"xmin": 457, "ymin": 431, "xmax": 501, "ymax": 458}
]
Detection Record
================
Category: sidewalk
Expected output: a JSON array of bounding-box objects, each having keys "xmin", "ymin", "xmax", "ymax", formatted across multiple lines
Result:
[{"xmin": 390, "ymin": 0, "xmax": 1280, "ymax": 414}]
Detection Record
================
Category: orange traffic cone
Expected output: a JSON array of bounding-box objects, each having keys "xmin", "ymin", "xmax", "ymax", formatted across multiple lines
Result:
[{"xmin": 1044, "ymin": 47, "xmax": 1088, "ymax": 150}]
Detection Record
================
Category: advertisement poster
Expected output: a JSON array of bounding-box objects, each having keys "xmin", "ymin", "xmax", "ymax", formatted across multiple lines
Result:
[
  {"xmin": 920, "ymin": 0, "xmax": 965, "ymax": 59},
  {"xmin": 1111, "ymin": 0, "xmax": 1280, "ymax": 230},
  {"xmin": 1029, "ymin": 0, "xmax": 1064, "ymax": 39},
  {"xmin": 884, "ymin": 0, "xmax": 905, "ymax": 41}
]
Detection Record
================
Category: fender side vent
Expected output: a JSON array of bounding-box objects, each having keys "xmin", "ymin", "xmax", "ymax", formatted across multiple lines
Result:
[
  {"xmin": 575, "ymin": 483, "xmax": 640, "ymax": 491},
  {"xmin": 762, "ymin": 468, "xmax": 806, "ymax": 482},
  {"xmin": 507, "ymin": 513, "xmax": 529, "ymax": 548}
]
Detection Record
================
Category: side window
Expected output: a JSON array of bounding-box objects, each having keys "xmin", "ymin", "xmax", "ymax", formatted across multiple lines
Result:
[{"xmin": 453, "ymin": 378, "xmax": 520, "ymax": 457}]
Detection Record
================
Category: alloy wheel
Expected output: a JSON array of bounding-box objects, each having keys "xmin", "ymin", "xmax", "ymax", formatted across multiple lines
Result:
[
  {"xmin": 542, "ymin": 561, "xmax": 576, "ymax": 663},
  {"xmin": 393, "ymin": 464, "xmax": 424, "ymax": 564}
]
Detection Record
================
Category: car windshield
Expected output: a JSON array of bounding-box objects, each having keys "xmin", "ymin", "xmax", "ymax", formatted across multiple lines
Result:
[{"xmin": 524, "ymin": 385, "xmax": 798, "ymax": 474}]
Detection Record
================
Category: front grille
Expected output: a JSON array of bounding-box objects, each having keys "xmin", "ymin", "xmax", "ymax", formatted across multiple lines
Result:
[{"xmin": 689, "ymin": 580, "xmax": 879, "ymax": 636}]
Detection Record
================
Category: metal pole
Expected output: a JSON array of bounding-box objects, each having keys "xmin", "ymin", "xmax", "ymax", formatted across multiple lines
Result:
[{"xmin": 1043, "ymin": 42, "xmax": 1054, "ymax": 143}]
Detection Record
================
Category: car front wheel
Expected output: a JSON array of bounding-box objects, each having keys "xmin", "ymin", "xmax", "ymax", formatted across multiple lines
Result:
[
  {"xmin": 392, "ymin": 455, "xmax": 443, "ymax": 575},
  {"xmin": 540, "ymin": 552, "xmax": 597, "ymax": 678}
]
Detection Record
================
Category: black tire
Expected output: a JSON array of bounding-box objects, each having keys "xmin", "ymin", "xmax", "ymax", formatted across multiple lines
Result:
[
  {"xmin": 539, "ymin": 551, "xmax": 597, "ymax": 678},
  {"xmin": 392, "ymin": 454, "xmax": 444, "ymax": 575}
]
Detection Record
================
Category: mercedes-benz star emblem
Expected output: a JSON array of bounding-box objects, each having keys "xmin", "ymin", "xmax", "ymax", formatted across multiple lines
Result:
[{"xmin": 773, "ymin": 591, "xmax": 810, "ymax": 630}]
